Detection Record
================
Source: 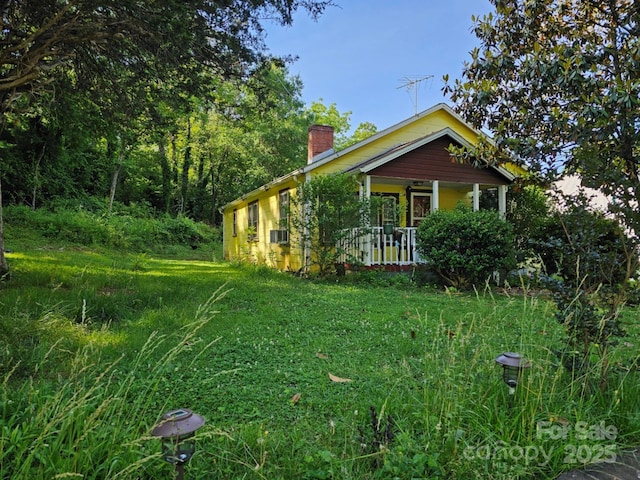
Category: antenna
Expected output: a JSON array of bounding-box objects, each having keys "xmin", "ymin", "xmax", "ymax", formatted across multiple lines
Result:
[{"xmin": 397, "ymin": 75, "xmax": 434, "ymax": 115}]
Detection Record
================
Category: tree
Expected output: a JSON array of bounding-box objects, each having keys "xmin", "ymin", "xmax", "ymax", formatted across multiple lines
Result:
[
  {"xmin": 307, "ymin": 100, "xmax": 378, "ymax": 150},
  {"xmin": 349, "ymin": 121, "xmax": 378, "ymax": 146},
  {"xmin": 0, "ymin": 0, "xmax": 334, "ymax": 274},
  {"xmin": 532, "ymin": 195, "xmax": 635, "ymax": 387},
  {"xmin": 289, "ymin": 173, "xmax": 374, "ymax": 276},
  {"xmin": 0, "ymin": 172, "xmax": 6, "ymax": 277},
  {"xmin": 445, "ymin": 0, "xmax": 640, "ymax": 239},
  {"xmin": 445, "ymin": 1, "xmax": 640, "ymax": 386},
  {"xmin": 165, "ymin": 61, "xmax": 310, "ymax": 223}
]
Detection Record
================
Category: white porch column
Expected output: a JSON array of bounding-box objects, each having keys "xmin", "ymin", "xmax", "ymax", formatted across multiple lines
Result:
[
  {"xmin": 498, "ymin": 185, "xmax": 507, "ymax": 219},
  {"xmin": 473, "ymin": 183, "xmax": 480, "ymax": 211},
  {"xmin": 364, "ymin": 175, "xmax": 372, "ymax": 266},
  {"xmin": 432, "ymin": 180, "xmax": 439, "ymax": 211}
]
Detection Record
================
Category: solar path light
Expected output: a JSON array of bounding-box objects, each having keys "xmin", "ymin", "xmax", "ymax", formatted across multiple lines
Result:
[
  {"xmin": 151, "ymin": 408, "xmax": 205, "ymax": 480},
  {"xmin": 495, "ymin": 352, "xmax": 531, "ymax": 395}
]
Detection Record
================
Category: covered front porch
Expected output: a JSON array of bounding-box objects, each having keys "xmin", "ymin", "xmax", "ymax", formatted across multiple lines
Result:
[
  {"xmin": 336, "ymin": 130, "xmax": 515, "ymax": 267},
  {"xmin": 338, "ymin": 226, "xmax": 423, "ymax": 267},
  {"xmin": 336, "ymin": 175, "xmax": 512, "ymax": 268}
]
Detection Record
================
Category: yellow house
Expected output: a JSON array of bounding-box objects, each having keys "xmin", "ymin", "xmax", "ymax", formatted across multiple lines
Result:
[{"xmin": 221, "ymin": 103, "xmax": 516, "ymax": 272}]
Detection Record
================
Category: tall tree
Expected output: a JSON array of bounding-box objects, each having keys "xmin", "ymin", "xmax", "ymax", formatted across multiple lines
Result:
[
  {"xmin": 0, "ymin": 0, "xmax": 333, "ymax": 274},
  {"xmin": 445, "ymin": 0, "xmax": 640, "ymax": 238},
  {"xmin": 307, "ymin": 100, "xmax": 378, "ymax": 150}
]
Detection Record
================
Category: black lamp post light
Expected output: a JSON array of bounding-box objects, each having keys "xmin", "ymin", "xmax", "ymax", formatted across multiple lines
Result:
[
  {"xmin": 495, "ymin": 352, "xmax": 531, "ymax": 395},
  {"xmin": 151, "ymin": 408, "xmax": 205, "ymax": 480}
]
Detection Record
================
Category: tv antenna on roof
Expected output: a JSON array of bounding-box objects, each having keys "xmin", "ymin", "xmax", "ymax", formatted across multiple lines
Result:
[{"xmin": 398, "ymin": 75, "xmax": 434, "ymax": 115}]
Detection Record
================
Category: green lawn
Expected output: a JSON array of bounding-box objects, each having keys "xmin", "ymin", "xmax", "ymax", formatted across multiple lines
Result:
[{"xmin": 1, "ymin": 244, "xmax": 639, "ymax": 479}]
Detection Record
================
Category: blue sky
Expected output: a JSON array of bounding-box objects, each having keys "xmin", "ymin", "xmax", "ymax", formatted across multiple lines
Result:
[{"xmin": 265, "ymin": 0, "xmax": 493, "ymax": 132}]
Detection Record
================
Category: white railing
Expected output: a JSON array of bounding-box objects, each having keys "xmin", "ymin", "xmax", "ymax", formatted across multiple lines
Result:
[{"xmin": 337, "ymin": 227, "xmax": 424, "ymax": 266}]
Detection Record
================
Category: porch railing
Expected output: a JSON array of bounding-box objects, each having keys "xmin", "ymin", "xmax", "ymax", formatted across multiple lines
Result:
[{"xmin": 337, "ymin": 227, "xmax": 424, "ymax": 267}]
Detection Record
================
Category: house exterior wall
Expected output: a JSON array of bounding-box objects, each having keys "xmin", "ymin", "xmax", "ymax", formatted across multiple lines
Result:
[
  {"xmin": 221, "ymin": 104, "xmax": 516, "ymax": 271},
  {"xmin": 222, "ymin": 180, "xmax": 303, "ymax": 271}
]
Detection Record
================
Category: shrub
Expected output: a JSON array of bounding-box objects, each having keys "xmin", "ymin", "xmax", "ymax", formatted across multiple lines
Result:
[
  {"xmin": 4, "ymin": 205, "xmax": 219, "ymax": 252},
  {"xmin": 530, "ymin": 201, "xmax": 638, "ymax": 385},
  {"xmin": 415, "ymin": 205, "xmax": 516, "ymax": 289},
  {"xmin": 533, "ymin": 206, "xmax": 635, "ymax": 290},
  {"xmin": 160, "ymin": 215, "xmax": 206, "ymax": 245},
  {"xmin": 289, "ymin": 173, "xmax": 374, "ymax": 276},
  {"xmin": 504, "ymin": 184, "xmax": 550, "ymax": 260}
]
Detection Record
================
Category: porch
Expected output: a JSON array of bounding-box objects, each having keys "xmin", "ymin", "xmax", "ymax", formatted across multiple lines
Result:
[{"xmin": 338, "ymin": 226, "xmax": 424, "ymax": 267}]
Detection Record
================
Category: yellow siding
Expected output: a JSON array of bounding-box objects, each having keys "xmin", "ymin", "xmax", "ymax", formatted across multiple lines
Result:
[
  {"xmin": 440, "ymin": 188, "xmax": 471, "ymax": 210},
  {"xmin": 223, "ymin": 181, "xmax": 304, "ymax": 271},
  {"xmin": 311, "ymin": 109, "xmax": 479, "ymax": 176}
]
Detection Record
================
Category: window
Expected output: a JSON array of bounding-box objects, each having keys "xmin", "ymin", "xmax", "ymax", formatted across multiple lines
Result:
[
  {"xmin": 269, "ymin": 189, "xmax": 291, "ymax": 244},
  {"xmin": 479, "ymin": 188, "xmax": 499, "ymax": 211},
  {"xmin": 232, "ymin": 209, "xmax": 237, "ymax": 237},
  {"xmin": 371, "ymin": 194, "xmax": 400, "ymax": 227},
  {"xmin": 247, "ymin": 201, "xmax": 258, "ymax": 241},
  {"xmin": 278, "ymin": 189, "xmax": 290, "ymax": 230},
  {"xmin": 411, "ymin": 192, "xmax": 432, "ymax": 227},
  {"xmin": 381, "ymin": 195, "xmax": 398, "ymax": 226}
]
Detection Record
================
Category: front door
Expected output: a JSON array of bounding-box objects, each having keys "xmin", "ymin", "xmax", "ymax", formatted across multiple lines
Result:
[{"xmin": 411, "ymin": 192, "xmax": 431, "ymax": 227}]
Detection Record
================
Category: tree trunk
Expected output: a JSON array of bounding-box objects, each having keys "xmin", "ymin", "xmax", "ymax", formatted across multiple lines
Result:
[
  {"xmin": 210, "ymin": 163, "xmax": 217, "ymax": 225},
  {"xmin": 30, "ymin": 144, "xmax": 45, "ymax": 211},
  {"xmin": 171, "ymin": 133, "xmax": 178, "ymax": 186},
  {"xmin": 159, "ymin": 136, "xmax": 172, "ymax": 213},
  {"xmin": 0, "ymin": 174, "xmax": 9, "ymax": 278},
  {"xmin": 180, "ymin": 118, "xmax": 191, "ymax": 215},
  {"xmin": 108, "ymin": 150, "xmax": 124, "ymax": 215}
]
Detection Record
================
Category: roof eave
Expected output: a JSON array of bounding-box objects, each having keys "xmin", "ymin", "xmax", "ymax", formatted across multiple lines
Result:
[{"xmin": 219, "ymin": 168, "xmax": 303, "ymax": 212}]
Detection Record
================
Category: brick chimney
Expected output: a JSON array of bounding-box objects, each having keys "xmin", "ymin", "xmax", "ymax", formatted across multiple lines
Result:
[{"xmin": 307, "ymin": 125, "xmax": 334, "ymax": 164}]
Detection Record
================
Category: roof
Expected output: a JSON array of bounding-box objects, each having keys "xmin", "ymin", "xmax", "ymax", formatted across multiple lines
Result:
[
  {"xmin": 300, "ymin": 103, "xmax": 472, "ymax": 173},
  {"xmin": 221, "ymin": 103, "xmax": 512, "ymax": 211}
]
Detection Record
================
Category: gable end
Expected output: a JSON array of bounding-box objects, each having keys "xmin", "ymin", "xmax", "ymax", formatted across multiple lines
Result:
[{"xmin": 369, "ymin": 136, "xmax": 510, "ymax": 185}]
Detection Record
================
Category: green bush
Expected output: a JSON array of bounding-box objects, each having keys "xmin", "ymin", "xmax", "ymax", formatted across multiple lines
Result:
[
  {"xmin": 529, "ymin": 202, "xmax": 638, "ymax": 384},
  {"xmin": 532, "ymin": 205, "xmax": 635, "ymax": 290},
  {"xmin": 4, "ymin": 205, "xmax": 220, "ymax": 251},
  {"xmin": 415, "ymin": 205, "xmax": 516, "ymax": 289},
  {"xmin": 504, "ymin": 184, "xmax": 550, "ymax": 260}
]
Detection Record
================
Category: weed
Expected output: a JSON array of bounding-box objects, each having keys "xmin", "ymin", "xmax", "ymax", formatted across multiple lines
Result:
[{"xmin": 357, "ymin": 405, "xmax": 395, "ymax": 468}]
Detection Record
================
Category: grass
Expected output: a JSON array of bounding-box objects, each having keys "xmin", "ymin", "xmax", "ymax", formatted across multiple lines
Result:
[{"xmin": 1, "ymin": 240, "xmax": 639, "ymax": 479}]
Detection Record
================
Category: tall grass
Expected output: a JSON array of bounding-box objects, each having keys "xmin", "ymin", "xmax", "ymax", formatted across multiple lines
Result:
[
  {"xmin": 3, "ymin": 204, "xmax": 220, "ymax": 254},
  {"xmin": 1, "ymin": 290, "xmax": 226, "ymax": 480}
]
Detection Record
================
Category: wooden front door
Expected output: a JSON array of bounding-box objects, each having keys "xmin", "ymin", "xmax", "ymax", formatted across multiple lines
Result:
[{"xmin": 411, "ymin": 192, "xmax": 431, "ymax": 227}]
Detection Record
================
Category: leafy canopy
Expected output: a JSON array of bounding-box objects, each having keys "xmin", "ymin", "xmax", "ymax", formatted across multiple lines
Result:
[
  {"xmin": 446, "ymin": 0, "xmax": 640, "ymax": 238},
  {"xmin": 0, "ymin": 0, "xmax": 335, "ymax": 275}
]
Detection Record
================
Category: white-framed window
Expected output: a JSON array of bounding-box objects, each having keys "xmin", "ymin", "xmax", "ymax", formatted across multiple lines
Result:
[
  {"xmin": 411, "ymin": 192, "xmax": 432, "ymax": 227},
  {"xmin": 381, "ymin": 195, "xmax": 397, "ymax": 226},
  {"xmin": 247, "ymin": 201, "xmax": 259, "ymax": 241},
  {"xmin": 278, "ymin": 189, "xmax": 290, "ymax": 230},
  {"xmin": 371, "ymin": 194, "xmax": 399, "ymax": 227}
]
